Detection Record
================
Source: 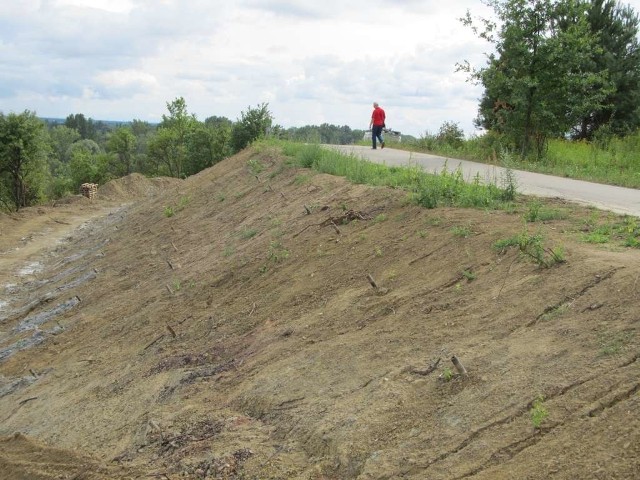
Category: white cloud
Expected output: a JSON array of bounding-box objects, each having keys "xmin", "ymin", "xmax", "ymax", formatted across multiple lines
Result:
[{"xmin": 2, "ymin": 0, "xmax": 640, "ymax": 137}]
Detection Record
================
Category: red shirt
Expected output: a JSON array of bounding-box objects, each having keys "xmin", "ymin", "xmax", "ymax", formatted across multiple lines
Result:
[{"xmin": 371, "ymin": 107, "xmax": 386, "ymax": 126}]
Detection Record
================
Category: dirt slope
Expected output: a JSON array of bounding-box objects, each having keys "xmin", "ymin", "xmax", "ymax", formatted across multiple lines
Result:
[{"xmin": 1, "ymin": 147, "xmax": 638, "ymax": 479}]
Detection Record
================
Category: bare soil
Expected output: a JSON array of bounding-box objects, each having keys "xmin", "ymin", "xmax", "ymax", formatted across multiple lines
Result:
[{"xmin": 0, "ymin": 149, "xmax": 638, "ymax": 479}]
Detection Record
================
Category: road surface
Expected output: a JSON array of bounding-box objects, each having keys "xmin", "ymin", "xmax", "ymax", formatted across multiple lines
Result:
[{"xmin": 325, "ymin": 145, "xmax": 640, "ymax": 217}]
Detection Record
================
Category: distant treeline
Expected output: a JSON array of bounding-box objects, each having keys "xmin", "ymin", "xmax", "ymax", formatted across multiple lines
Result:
[{"xmin": 0, "ymin": 98, "xmax": 374, "ymax": 211}]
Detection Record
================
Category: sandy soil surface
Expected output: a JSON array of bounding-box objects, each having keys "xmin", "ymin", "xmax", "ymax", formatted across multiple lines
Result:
[{"xmin": 0, "ymin": 149, "xmax": 639, "ymax": 479}]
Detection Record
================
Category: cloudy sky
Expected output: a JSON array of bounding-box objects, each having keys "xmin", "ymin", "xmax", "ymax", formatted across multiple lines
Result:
[{"xmin": 2, "ymin": 1, "xmax": 640, "ymax": 138}]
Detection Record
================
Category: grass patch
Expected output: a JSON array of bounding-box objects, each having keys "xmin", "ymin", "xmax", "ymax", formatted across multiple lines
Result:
[
  {"xmin": 494, "ymin": 229, "xmax": 565, "ymax": 267},
  {"xmin": 598, "ymin": 330, "xmax": 632, "ymax": 356},
  {"xmin": 239, "ymin": 227, "xmax": 258, "ymax": 239},
  {"xmin": 579, "ymin": 216, "xmax": 640, "ymax": 248},
  {"xmin": 260, "ymin": 139, "xmax": 517, "ymax": 210},
  {"xmin": 530, "ymin": 396, "xmax": 548, "ymax": 429},
  {"xmin": 539, "ymin": 303, "xmax": 570, "ymax": 322},
  {"xmin": 267, "ymin": 241, "xmax": 289, "ymax": 263},
  {"xmin": 526, "ymin": 200, "xmax": 568, "ymax": 222},
  {"xmin": 451, "ymin": 225, "xmax": 473, "ymax": 238}
]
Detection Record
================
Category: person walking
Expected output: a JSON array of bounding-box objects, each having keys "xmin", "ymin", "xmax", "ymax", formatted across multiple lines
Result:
[{"xmin": 369, "ymin": 102, "xmax": 386, "ymax": 149}]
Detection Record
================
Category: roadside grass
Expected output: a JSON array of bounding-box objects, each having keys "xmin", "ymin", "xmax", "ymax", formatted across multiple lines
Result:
[
  {"xmin": 391, "ymin": 131, "xmax": 640, "ymax": 189},
  {"xmin": 578, "ymin": 215, "xmax": 640, "ymax": 248},
  {"xmin": 256, "ymin": 139, "xmax": 640, "ymax": 249},
  {"xmin": 264, "ymin": 139, "xmax": 517, "ymax": 210}
]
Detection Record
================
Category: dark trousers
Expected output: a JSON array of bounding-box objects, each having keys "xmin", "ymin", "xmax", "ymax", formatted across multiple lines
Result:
[{"xmin": 372, "ymin": 125, "xmax": 384, "ymax": 148}]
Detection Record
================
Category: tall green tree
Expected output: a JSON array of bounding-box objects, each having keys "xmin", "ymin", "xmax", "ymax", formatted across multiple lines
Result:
[
  {"xmin": 186, "ymin": 122, "xmax": 232, "ymax": 176},
  {"xmin": 0, "ymin": 111, "xmax": 50, "ymax": 210},
  {"xmin": 461, "ymin": 0, "xmax": 612, "ymax": 158},
  {"xmin": 49, "ymin": 125, "xmax": 81, "ymax": 164},
  {"xmin": 107, "ymin": 126, "xmax": 137, "ymax": 176},
  {"xmin": 148, "ymin": 97, "xmax": 197, "ymax": 178},
  {"xmin": 573, "ymin": 0, "xmax": 640, "ymax": 139},
  {"xmin": 64, "ymin": 113, "xmax": 97, "ymax": 140},
  {"xmin": 231, "ymin": 103, "xmax": 273, "ymax": 152}
]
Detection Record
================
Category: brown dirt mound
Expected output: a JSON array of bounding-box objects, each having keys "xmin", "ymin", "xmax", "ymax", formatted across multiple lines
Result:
[
  {"xmin": 98, "ymin": 172, "xmax": 183, "ymax": 201},
  {"xmin": 0, "ymin": 147, "xmax": 638, "ymax": 479},
  {"xmin": 0, "ymin": 433, "xmax": 140, "ymax": 479}
]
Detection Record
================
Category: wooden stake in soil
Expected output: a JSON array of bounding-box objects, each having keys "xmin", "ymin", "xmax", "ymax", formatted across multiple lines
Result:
[
  {"xmin": 143, "ymin": 334, "xmax": 165, "ymax": 351},
  {"xmin": 166, "ymin": 325, "xmax": 177, "ymax": 338},
  {"xmin": 451, "ymin": 355, "xmax": 468, "ymax": 376},
  {"xmin": 366, "ymin": 274, "xmax": 378, "ymax": 289}
]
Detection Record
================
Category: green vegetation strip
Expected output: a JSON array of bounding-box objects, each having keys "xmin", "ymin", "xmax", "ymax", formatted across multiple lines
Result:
[{"xmin": 262, "ymin": 139, "xmax": 516, "ymax": 210}]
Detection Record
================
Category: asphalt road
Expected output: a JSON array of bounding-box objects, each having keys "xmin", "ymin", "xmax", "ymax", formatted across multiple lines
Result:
[{"xmin": 325, "ymin": 145, "xmax": 640, "ymax": 218}]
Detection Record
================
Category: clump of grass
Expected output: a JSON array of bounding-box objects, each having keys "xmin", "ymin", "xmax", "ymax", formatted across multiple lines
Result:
[
  {"xmin": 294, "ymin": 174, "xmax": 311, "ymax": 185},
  {"xmin": 442, "ymin": 367, "xmax": 454, "ymax": 381},
  {"xmin": 461, "ymin": 269, "xmax": 476, "ymax": 281},
  {"xmin": 539, "ymin": 303, "xmax": 570, "ymax": 322},
  {"xmin": 494, "ymin": 229, "xmax": 565, "ymax": 267},
  {"xmin": 268, "ymin": 241, "xmax": 289, "ymax": 263},
  {"xmin": 164, "ymin": 196, "xmax": 190, "ymax": 217},
  {"xmin": 451, "ymin": 225, "xmax": 473, "ymax": 238},
  {"xmin": 530, "ymin": 395, "xmax": 548, "ymax": 429},
  {"xmin": 373, "ymin": 213, "xmax": 387, "ymax": 224},
  {"xmin": 248, "ymin": 158, "xmax": 265, "ymax": 175},
  {"xmin": 526, "ymin": 200, "xmax": 567, "ymax": 222},
  {"xmin": 239, "ymin": 227, "xmax": 258, "ymax": 239},
  {"xmin": 598, "ymin": 330, "xmax": 632, "ymax": 356},
  {"xmin": 581, "ymin": 216, "xmax": 640, "ymax": 248}
]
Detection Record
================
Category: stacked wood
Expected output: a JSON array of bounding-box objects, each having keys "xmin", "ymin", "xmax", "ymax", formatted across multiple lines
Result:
[{"xmin": 80, "ymin": 183, "xmax": 98, "ymax": 199}]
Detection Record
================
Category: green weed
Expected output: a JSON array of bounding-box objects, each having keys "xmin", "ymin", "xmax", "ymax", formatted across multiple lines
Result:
[
  {"xmin": 526, "ymin": 200, "xmax": 567, "ymax": 222},
  {"xmin": 530, "ymin": 396, "xmax": 548, "ymax": 429},
  {"xmin": 294, "ymin": 174, "xmax": 311, "ymax": 185},
  {"xmin": 539, "ymin": 303, "xmax": 570, "ymax": 322},
  {"xmin": 239, "ymin": 227, "xmax": 258, "ymax": 239},
  {"xmin": 461, "ymin": 269, "xmax": 476, "ymax": 281},
  {"xmin": 268, "ymin": 241, "xmax": 289, "ymax": 263},
  {"xmin": 451, "ymin": 225, "xmax": 473, "ymax": 238},
  {"xmin": 494, "ymin": 229, "xmax": 565, "ymax": 268},
  {"xmin": 248, "ymin": 158, "xmax": 265, "ymax": 175},
  {"xmin": 373, "ymin": 213, "xmax": 387, "ymax": 224},
  {"xmin": 598, "ymin": 330, "xmax": 632, "ymax": 356}
]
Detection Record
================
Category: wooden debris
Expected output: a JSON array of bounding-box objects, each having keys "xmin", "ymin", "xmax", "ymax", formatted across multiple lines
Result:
[
  {"xmin": 451, "ymin": 355, "xmax": 468, "ymax": 376},
  {"xmin": 166, "ymin": 325, "xmax": 177, "ymax": 338},
  {"xmin": 143, "ymin": 334, "xmax": 165, "ymax": 351},
  {"xmin": 367, "ymin": 274, "xmax": 378, "ymax": 289},
  {"xmin": 80, "ymin": 183, "xmax": 98, "ymax": 199},
  {"xmin": 19, "ymin": 397, "xmax": 38, "ymax": 405},
  {"xmin": 293, "ymin": 209, "xmax": 371, "ymax": 238},
  {"xmin": 410, "ymin": 357, "xmax": 441, "ymax": 376}
]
